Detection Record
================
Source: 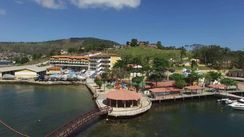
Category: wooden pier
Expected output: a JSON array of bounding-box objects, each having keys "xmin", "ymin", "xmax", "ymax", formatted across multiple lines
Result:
[
  {"xmin": 46, "ymin": 106, "xmax": 112, "ymax": 137},
  {"xmin": 151, "ymin": 91, "xmax": 244, "ymax": 102},
  {"xmin": 151, "ymin": 92, "xmax": 215, "ymax": 102},
  {"xmin": 216, "ymin": 92, "xmax": 244, "ymax": 100}
]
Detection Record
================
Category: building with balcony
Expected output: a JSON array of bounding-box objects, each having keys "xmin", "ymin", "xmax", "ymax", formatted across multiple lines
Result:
[
  {"xmin": 49, "ymin": 55, "xmax": 89, "ymax": 71},
  {"xmin": 49, "ymin": 53, "xmax": 121, "ymax": 73},
  {"xmin": 89, "ymin": 53, "xmax": 121, "ymax": 73}
]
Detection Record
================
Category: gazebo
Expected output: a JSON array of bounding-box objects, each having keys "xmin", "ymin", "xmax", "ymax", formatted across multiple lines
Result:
[
  {"xmin": 106, "ymin": 89, "xmax": 142, "ymax": 108},
  {"xmin": 184, "ymin": 85, "xmax": 204, "ymax": 94}
]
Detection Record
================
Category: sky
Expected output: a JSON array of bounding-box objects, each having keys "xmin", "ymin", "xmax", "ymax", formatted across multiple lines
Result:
[{"xmin": 0, "ymin": 0, "xmax": 244, "ymax": 50}]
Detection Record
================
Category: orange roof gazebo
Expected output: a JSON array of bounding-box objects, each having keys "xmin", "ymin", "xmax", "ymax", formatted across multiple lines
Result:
[{"xmin": 106, "ymin": 89, "xmax": 142, "ymax": 101}]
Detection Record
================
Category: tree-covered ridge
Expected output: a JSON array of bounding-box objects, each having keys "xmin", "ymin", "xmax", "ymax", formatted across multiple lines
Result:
[
  {"xmin": 191, "ymin": 44, "xmax": 244, "ymax": 70},
  {"xmin": 0, "ymin": 37, "xmax": 120, "ymax": 55}
]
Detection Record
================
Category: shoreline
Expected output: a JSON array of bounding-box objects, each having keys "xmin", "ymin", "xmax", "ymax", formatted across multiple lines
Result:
[{"xmin": 0, "ymin": 80, "xmax": 85, "ymax": 85}]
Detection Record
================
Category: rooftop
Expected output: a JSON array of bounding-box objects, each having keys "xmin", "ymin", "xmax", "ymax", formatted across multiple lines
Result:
[
  {"xmin": 208, "ymin": 84, "xmax": 227, "ymax": 90},
  {"xmin": 106, "ymin": 89, "xmax": 141, "ymax": 101},
  {"xmin": 50, "ymin": 55, "xmax": 89, "ymax": 61},
  {"xmin": 184, "ymin": 85, "xmax": 204, "ymax": 90},
  {"xmin": 151, "ymin": 81, "xmax": 175, "ymax": 88},
  {"xmin": 149, "ymin": 87, "xmax": 182, "ymax": 93},
  {"xmin": 0, "ymin": 65, "xmax": 51, "ymax": 73}
]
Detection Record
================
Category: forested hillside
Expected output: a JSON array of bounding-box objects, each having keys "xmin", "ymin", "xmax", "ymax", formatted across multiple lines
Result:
[{"xmin": 0, "ymin": 37, "xmax": 120, "ymax": 55}]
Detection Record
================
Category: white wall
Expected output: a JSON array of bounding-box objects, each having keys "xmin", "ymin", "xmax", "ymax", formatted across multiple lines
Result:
[{"xmin": 15, "ymin": 70, "xmax": 37, "ymax": 79}]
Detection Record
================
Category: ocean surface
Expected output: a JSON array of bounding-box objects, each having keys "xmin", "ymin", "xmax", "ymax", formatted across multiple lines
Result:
[{"xmin": 0, "ymin": 84, "xmax": 244, "ymax": 137}]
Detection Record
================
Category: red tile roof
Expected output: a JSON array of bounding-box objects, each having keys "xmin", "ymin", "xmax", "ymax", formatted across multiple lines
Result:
[
  {"xmin": 238, "ymin": 83, "xmax": 244, "ymax": 88},
  {"xmin": 151, "ymin": 81, "xmax": 175, "ymax": 88},
  {"xmin": 149, "ymin": 87, "xmax": 182, "ymax": 93},
  {"xmin": 208, "ymin": 84, "xmax": 227, "ymax": 90},
  {"xmin": 184, "ymin": 85, "xmax": 204, "ymax": 90},
  {"xmin": 106, "ymin": 89, "xmax": 141, "ymax": 101}
]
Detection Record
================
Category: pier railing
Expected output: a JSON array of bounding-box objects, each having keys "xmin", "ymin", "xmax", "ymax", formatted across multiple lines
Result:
[{"xmin": 46, "ymin": 106, "xmax": 112, "ymax": 137}]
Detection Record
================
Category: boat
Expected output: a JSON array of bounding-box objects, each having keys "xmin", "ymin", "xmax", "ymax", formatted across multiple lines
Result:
[
  {"xmin": 228, "ymin": 98, "xmax": 244, "ymax": 110},
  {"xmin": 217, "ymin": 98, "xmax": 233, "ymax": 105},
  {"xmin": 238, "ymin": 98, "xmax": 244, "ymax": 103}
]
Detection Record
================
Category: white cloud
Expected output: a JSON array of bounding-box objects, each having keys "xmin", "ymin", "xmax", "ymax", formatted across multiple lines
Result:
[
  {"xmin": 0, "ymin": 8, "xmax": 6, "ymax": 16},
  {"xmin": 35, "ymin": 0, "xmax": 65, "ymax": 9},
  {"xmin": 70, "ymin": 0, "xmax": 141, "ymax": 9},
  {"xmin": 35, "ymin": 0, "xmax": 141, "ymax": 10},
  {"xmin": 15, "ymin": 0, "xmax": 24, "ymax": 4}
]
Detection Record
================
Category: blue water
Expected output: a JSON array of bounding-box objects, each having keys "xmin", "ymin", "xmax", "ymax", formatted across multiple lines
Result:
[
  {"xmin": 0, "ymin": 84, "xmax": 244, "ymax": 137},
  {"xmin": 83, "ymin": 100, "xmax": 244, "ymax": 137},
  {"xmin": 0, "ymin": 84, "xmax": 95, "ymax": 137}
]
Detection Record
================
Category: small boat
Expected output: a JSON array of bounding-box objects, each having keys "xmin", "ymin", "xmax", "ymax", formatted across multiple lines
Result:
[
  {"xmin": 238, "ymin": 98, "xmax": 244, "ymax": 103},
  {"xmin": 228, "ymin": 98, "xmax": 244, "ymax": 110},
  {"xmin": 217, "ymin": 98, "xmax": 233, "ymax": 105}
]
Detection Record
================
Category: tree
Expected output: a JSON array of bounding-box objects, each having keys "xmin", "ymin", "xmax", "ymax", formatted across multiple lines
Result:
[
  {"xmin": 205, "ymin": 71, "xmax": 222, "ymax": 84},
  {"xmin": 175, "ymin": 80, "xmax": 187, "ymax": 89},
  {"xmin": 94, "ymin": 77, "xmax": 103, "ymax": 89},
  {"xmin": 14, "ymin": 57, "xmax": 30, "ymax": 64},
  {"xmin": 68, "ymin": 48, "xmax": 76, "ymax": 53},
  {"xmin": 170, "ymin": 73, "xmax": 185, "ymax": 81},
  {"xmin": 151, "ymin": 57, "xmax": 170, "ymax": 86},
  {"xmin": 130, "ymin": 39, "xmax": 139, "ymax": 47},
  {"xmin": 32, "ymin": 53, "xmax": 42, "ymax": 60},
  {"xmin": 220, "ymin": 78, "xmax": 237, "ymax": 87},
  {"xmin": 192, "ymin": 45, "xmax": 231, "ymax": 69},
  {"xmin": 101, "ymin": 72, "xmax": 109, "ymax": 91},
  {"xmin": 170, "ymin": 73, "xmax": 187, "ymax": 89},
  {"xmin": 113, "ymin": 60, "xmax": 127, "ymax": 69},
  {"xmin": 186, "ymin": 71, "xmax": 203, "ymax": 85},
  {"xmin": 191, "ymin": 60, "xmax": 198, "ymax": 70},
  {"xmin": 153, "ymin": 57, "xmax": 169, "ymax": 72},
  {"xmin": 180, "ymin": 46, "xmax": 187, "ymax": 62},
  {"xmin": 156, "ymin": 41, "xmax": 163, "ymax": 49},
  {"xmin": 132, "ymin": 76, "xmax": 144, "ymax": 92}
]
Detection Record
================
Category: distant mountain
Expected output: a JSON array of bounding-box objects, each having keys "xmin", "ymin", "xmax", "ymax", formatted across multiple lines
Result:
[{"xmin": 0, "ymin": 37, "xmax": 120, "ymax": 55}]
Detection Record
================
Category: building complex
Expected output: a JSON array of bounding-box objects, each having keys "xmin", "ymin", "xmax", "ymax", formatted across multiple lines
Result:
[{"xmin": 49, "ymin": 52, "xmax": 121, "ymax": 73}]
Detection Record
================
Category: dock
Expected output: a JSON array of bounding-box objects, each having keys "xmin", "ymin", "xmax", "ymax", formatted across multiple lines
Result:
[
  {"xmin": 151, "ymin": 92, "xmax": 215, "ymax": 102},
  {"xmin": 227, "ymin": 76, "xmax": 244, "ymax": 82},
  {"xmin": 216, "ymin": 92, "xmax": 244, "ymax": 100},
  {"xmin": 151, "ymin": 90, "xmax": 244, "ymax": 102}
]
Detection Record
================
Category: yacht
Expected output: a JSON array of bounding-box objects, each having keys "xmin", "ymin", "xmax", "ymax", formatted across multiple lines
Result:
[
  {"xmin": 217, "ymin": 98, "xmax": 233, "ymax": 104},
  {"xmin": 228, "ymin": 99, "xmax": 244, "ymax": 110}
]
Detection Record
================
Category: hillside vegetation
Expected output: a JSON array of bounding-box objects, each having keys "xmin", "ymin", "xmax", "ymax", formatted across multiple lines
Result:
[
  {"xmin": 114, "ymin": 46, "xmax": 180, "ymax": 60},
  {"xmin": 0, "ymin": 37, "xmax": 119, "ymax": 55}
]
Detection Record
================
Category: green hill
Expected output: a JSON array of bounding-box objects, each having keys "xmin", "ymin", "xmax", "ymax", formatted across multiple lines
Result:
[
  {"xmin": 114, "ymin": 46, "xmax": 181, "ymax": 59},
  {"xmin": 0, "ymin": 37, "xmax": 120, "ymax": 55}
]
